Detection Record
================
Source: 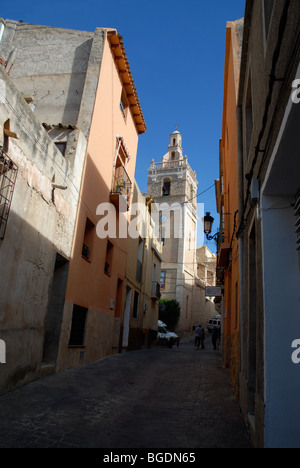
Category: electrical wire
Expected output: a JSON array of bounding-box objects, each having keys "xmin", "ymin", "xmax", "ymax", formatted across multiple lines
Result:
[{"xmin": 181, "ymin": 182, "xmax": 216, "ymax": 206}]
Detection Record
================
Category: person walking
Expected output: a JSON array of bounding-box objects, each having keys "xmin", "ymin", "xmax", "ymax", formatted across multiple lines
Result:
[
  {"xmin": 212, "ymin": 326, "xmax": 220, "ymax": 350},
  {"xmin": 194, "ymin": 325, "xmax": 202, "ymax": 350},
  {"xmin": 200, "ymin": 327, "xmax": 205, "ymax": 349}
]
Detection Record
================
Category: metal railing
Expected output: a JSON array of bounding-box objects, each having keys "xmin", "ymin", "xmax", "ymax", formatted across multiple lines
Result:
[
  {"xmin": 0, "ymin": 148, "xmax": 18, "ymax": 240},
  {"xmin": 152, "ymin": 160, "xmax": 187, "ymax": 169},
  {"xmin": 152, "ymin": 281, "xmax": 161, "ymax": 299},
  {"xmin": 111, "ymin": 164, "xmax": 132, "ymax": 199}
]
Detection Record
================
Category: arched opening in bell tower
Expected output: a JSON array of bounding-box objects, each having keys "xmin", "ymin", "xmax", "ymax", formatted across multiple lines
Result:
[{"xmin": 162, "ymin": 178, "xmax": 171, "ymax": 196}]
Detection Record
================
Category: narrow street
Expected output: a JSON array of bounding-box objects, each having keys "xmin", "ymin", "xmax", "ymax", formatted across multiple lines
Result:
[{"xmin": 0, "ymin": 338, "xmax": 251, "ymax": 449}]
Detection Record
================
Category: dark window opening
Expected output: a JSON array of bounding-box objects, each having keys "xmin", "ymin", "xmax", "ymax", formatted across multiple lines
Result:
[
  {"xmin": 120, "ymin": 90, "xmax": 129, "ymax": 119},
  {"xmin": 263, "ymin": 0, "xmax": 273, "ymax": 40},
  {"xmin": 69, "ymin": 304, "xmax": 88, "ymax": 346},
  {"xmin": 3, "ymin": 120, "xmax": 10, "ymax": 153},
  {"xmin": 162, "ymin": 180, "xmax": 171, "ymax": 196},
  {"xmin": 115, "ymin": 278, "xmax": 123, "ymax": 319},
  {"xmin": 55, "ymin": 142, "xmax": 67, "ymax": 157},
  {"xmin": 136, "ymin": 239, "xmax": 143, "ymax": 282},
  {"xmin": 105, "ymin": 240, "xmax": 114, "ymax": 276},
  {"xmin": 82, "ymin": 218, "xmax": 95, "ymax": 261},
  {"xmin": 132, "ymin": 291, "xmax": 139, "ymax": 319}
]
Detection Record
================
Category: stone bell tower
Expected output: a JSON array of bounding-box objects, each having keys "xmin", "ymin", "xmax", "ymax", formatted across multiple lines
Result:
[{"xmin": 147, "ymin": 130, "xmax": 198, "ymax": 334}]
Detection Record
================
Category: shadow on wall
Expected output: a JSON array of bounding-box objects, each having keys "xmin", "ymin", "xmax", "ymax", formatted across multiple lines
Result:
[{"xmin": 0, "ymin": 209, "xmax": 69, "ymax": 394}]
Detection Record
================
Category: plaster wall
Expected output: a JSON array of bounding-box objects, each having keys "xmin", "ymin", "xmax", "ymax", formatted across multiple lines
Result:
[
  {"xmin": 0, "ymin": 66, "xmax": 83, "ymax": 393},
  {"xmin": 60, "ymin": 31, "xmax": 141, "ymax": 367},
  {"xmin": 0, "ymin": 21, "xmax": 101, "ymax": 132}
]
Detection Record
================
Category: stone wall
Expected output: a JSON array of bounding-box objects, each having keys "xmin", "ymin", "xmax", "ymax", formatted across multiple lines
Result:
[{"xmin": 0, "ymin": 65, "xmax": 84, "ymax": 394}]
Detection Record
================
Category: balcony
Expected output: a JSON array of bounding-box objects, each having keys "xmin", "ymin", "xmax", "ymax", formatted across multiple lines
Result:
[
  {"xmin": 110, "ymin": 164, "xmax": 132, "ymax": 211},
  {"xmin": 152, "ymin": 281, "xmax": 161, "ymax": 300}
]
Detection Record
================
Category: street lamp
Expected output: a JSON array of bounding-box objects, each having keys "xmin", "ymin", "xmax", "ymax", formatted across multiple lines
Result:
[{"xmin": 203, "ymin": 212, "xmax": 219, "ymax": 241}]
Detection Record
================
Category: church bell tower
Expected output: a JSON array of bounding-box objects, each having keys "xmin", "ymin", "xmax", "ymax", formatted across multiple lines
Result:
[{"xmin": 147, "ymin": 130, "xmax": 198, "ymax": 333}]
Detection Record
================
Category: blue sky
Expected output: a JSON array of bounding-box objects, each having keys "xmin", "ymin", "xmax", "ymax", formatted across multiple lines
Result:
[{"xmin": 1, "ymin": 0, "xmax": 246, "ymax": 251}]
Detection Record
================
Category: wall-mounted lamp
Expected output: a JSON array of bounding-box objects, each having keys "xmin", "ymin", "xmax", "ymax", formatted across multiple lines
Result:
[{"xmin": 203, "ymin": 212, "xmax": 219, "ymax": 242}]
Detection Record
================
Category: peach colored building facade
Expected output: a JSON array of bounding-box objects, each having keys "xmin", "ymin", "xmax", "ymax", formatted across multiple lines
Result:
[
  {"xmin": 0, "ymin": 21, "xmax": 146, "ymax": 391},
  {"xmin": 217, "ymin": 19, "xmax": 244, "ymax": 397},
  {"xmin": 124, "ymin": 181, "xmax": 162, "ymax": 351},
  {"xmin": 58, "ymin": 30, "xmax": 146, "ymax": 370}
]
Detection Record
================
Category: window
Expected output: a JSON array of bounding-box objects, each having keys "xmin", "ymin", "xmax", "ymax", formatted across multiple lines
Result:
[
  {"xmin": 69, "ymin": 305, "xmax": 88, "ymax": 346},
  {"xmin": 162, "ymin": 179, "xmax": 171, "ymax": 196},
  {"xmin": 161, "ymin": 227, "xmax": 166, "ymax": 245},
  {"xmin": 160, "ymin": 271, "xmax": 166, "ymax": 289},
  {"xmin": 136, "ymin": 239, "xmax": 143, "ymax": 282},
  {"xmin": 0, "ymin": 148, "xmax": 18, "ymax": 240},
  {"xmin": 115, "ymin": 279, "xmax": 123, "ymax": 319},
  {"xmin": 132, "ymin": 291, "xmax": 139, "ymax": 319},
  {"xmin": 82, "ymin": 218, "xmax": 95, "ymax": 261},
  {"xmin": 263, "ymin": 0, "xmax": 273, "ymax": 40},
  {"xmin": 55, "ymin": 142, "xmax": 67, "ymax": 157},
  {"xmin": 104, "ymin": 240, "xmax": 114, "ymax": 276},
  {"xmin": 120, "ymin": 90, "xmax": 129, "ymax": 119}
]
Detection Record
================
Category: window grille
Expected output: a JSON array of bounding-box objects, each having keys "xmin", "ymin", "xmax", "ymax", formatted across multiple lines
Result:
[{"xmin": 0, "ymin": 148, "xmax": 18, "ymax": 240}]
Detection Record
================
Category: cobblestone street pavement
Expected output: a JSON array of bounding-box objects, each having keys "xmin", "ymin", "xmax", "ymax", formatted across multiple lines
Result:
[{"xmin": 0, "ymin": 338, "xmax": 252, "ymax": 448}]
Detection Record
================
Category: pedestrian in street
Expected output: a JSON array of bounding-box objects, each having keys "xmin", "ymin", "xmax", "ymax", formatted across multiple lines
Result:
[
  {"xmin": 200, "ymin": 327, "xmax": 205, "ymax": 349},
  {"xmin": 212, "ymin": 326, "xmax": 220, "ymax": 350},
  {"xmin": 212, "ymin": 326, "xmax": 217, "ymax": 350},
  {"xmin": 195, "ymin": 325, "xmax": 202, "ymax": 350}
]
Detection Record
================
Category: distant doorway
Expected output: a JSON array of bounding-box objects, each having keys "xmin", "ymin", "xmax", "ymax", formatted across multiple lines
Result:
[
  {"xmin": 42, "ymin": 253, "xmax": 69, "ymax": 366},
  {"xmin": 122, "ymin": 287, "xmax": 132, "ymax": 347}
]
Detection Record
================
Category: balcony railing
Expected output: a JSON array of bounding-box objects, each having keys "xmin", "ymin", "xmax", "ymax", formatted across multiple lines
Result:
[
  {"xmin": 152, "ymin": 281, "xmax": 161, "ymax": 300},
  {"xmin": 149, "ymin": 159, "xmax": 197, "ymax": 182},
  {"xmin": 110, "ymin": 164, "xmax": 132, "ymax": 211}
]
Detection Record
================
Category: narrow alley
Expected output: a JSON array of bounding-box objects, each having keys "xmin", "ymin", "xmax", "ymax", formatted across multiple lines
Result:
[{"xmin": 0, "ymin": 338, "xmax": 251, "ymax": 449}]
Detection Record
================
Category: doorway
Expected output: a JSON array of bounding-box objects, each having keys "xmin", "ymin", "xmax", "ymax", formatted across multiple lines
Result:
[
  {"xmin": 42, "ymin": 253, "xmax": 69, "ymax": 366},
  {"xmin": 122, "ymin": 287, "xmax": 132, "ymax": 347}
]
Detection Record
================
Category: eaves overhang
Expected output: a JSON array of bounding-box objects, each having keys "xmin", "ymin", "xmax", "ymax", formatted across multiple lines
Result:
[{"xmin": 107, "ymin": 30, "xmax": 146, "ymax": 135}]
